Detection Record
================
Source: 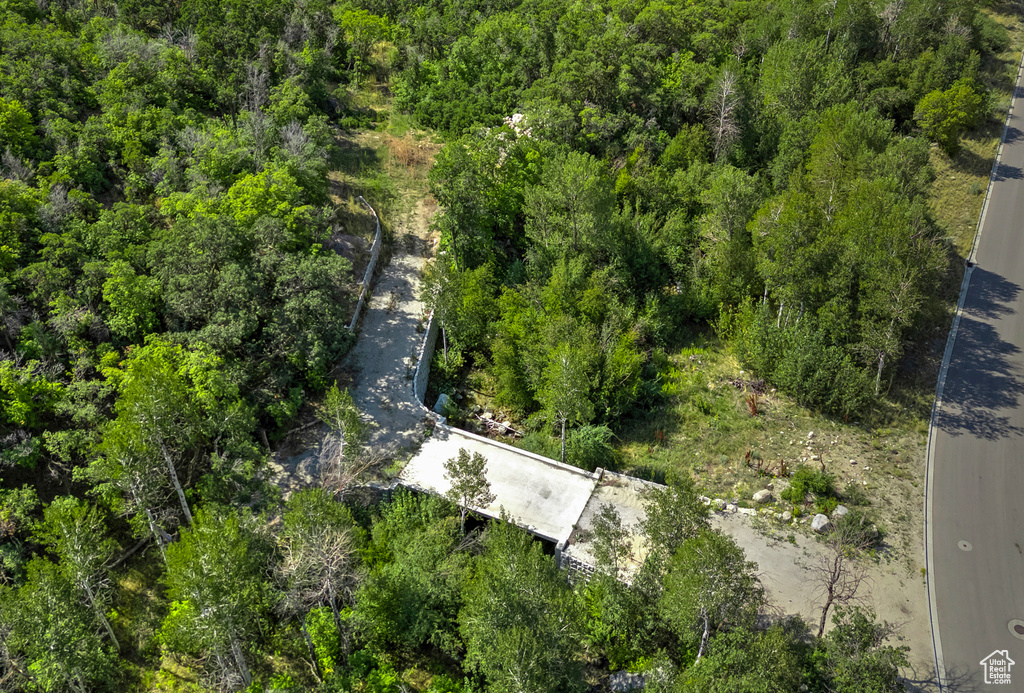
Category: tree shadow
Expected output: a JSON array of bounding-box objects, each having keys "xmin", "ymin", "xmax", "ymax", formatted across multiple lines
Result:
[
  {"xmin": 1004, "ymin": 125, "xmax": 1023, "ymax": 146},
  {"xmin": 935, "ymin": 268, "xmax": 1024, "ymax": 440},
  {"xmin": 902, "ymin": 661, "xmax": 976, "ymax": 692},
  {"xmin": 952, "ymin": 145, "xmax": 996, "ymax": 178},
  {"xmin": 993, "ymin": 161, "xmax": 1023, "ymax": 182}
]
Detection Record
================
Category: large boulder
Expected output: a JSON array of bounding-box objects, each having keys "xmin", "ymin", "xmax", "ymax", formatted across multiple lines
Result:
[
  {"xmin": 753, "ymin": 489, "xmax": 772, "ymax": 504},
  {"xmin": 811, "ymin": 514, "xmax": 831, "ymax": 533},
  {"xmin": 433, "ymin": 393, "xmax": 451, "ymax": 416},
  {"xmin": 832, "ymin": 505, "xmax": 849, "ymax": 520}
]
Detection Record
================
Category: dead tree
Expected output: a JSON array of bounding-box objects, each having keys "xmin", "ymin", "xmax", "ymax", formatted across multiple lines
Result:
[
  {"xmin": 707, "ymin": 70, "xmax": 742, "ymax": 161},
  {"xmin": 813, "ymin": 520, "xmax": 871, "ymax": 637}
]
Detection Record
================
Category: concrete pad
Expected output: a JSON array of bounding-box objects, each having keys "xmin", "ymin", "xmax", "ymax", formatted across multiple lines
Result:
[
  {"xmin": 399, "ymin": 425, "xmax": 598, "ymax": 543},
  {"xmin": 562, "ymin": 471, "xmax": 659, "ymax": 580}
]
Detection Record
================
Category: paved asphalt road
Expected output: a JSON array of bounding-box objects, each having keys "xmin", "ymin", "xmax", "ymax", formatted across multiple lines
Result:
[{"xmin": 928, "ymin": 56, "xmax": 1024, "ymax": 691}]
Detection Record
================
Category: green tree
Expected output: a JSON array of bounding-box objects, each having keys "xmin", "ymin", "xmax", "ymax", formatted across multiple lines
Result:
[
  {"xmin": 525, "ymin": 149, "xmax": 614, "ymax": 273},
  {"xmin": 87, "ymin": 339, "xmax": 256, "ymax": 555},
  {"xmin": 914, "ymin": 78, "xmax": 985, "ymax": 155},
  {"xmin": 443, "ymin": 447, "xmax": 496, "ymax": 533},
  {"xmin": 0, "ymin": 96, "xmax": 36, "ymax": 156},
  {"xmin": 460, "ymin": 521, "xmax": 585, "ymax": 693},
  {"xmin": 659, "ymin": 528, "xmax": 764, "ymax": 661},
  {"xmin": 35, "ymin": 497, "xmax": 121, "ymax": 652},
  {"xmin": 539, "ymin": 343, "xmax": 594, "ymax": 465},
  {"xmin": 641, "ymin": 475, "xmax": 711, "ymax": 559},
  {"xmin": 334, "ymin": 9, "xmax": 394, "ymax": 74},
  {"xmin": 697, "ymin": 165, "xmax": 760, "ymax": 307},
  {"xmin": 1, "ymin": 559, "xmax": 120, "ymax": 692},
  {"xmin": 352, "ymin": 492, "xmax": 468, "ymax": 657},
  {"xmin": 811, "ymin": 607, "xmax": 909, "ymax": 692},
  {"xmin": 162, "ymin": 506, "xmax": 274, "ymax": 688},
  {"xmin": 675, "ymin": 624, "xmax": 804, "ymax": 693},
  {"xmin": 102, "ymin": 260, "xmax": 161, "ymax": 342},
  {"xmin": 421, "ymin": 260, "xmax": 497, "ymax": 360},
  {"xmin": 591, "ymin": 503, "xmax": 631, "ymax": 578},
  {"xmin": 316, "ymin": 384, "xmax": 365, "ymax": 494}
]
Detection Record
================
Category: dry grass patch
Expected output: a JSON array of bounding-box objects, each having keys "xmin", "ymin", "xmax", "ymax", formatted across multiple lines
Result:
[
  {"xmin": 929, "ymin": 6, "xmax": 1024, "ymax": 259},
  {"xmin": 613, "ymin": 341, "xmax": 926, "ymax": 571}
]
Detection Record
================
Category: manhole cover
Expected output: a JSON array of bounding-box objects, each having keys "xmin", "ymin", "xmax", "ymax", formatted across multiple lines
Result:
[
  {"xmin": 1009, "ymin": 620, "xmax": 1024, "ymax": 640},
  {"xmin": 959, "ymin": 540, "xmax": 973, "ymax": 551}
]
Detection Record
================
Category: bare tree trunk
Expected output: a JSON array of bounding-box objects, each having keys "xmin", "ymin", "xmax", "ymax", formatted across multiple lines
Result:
[
  {"xmin": 144, "ymin": 508, "xmax": 167, "ymax": 562},
  {"xmin": 230, "ymin": 638, "xmax": 252, "ymax": 687},
  {"xmin": 813, "ymin": 527, "xmax": 868, "ymax": 637},
  {"xmin": 329, "ymin": 594, "xmax": 344, "ymax": 641},
  {"xmin": 708, "ymin": 70, "xmax": 742, "ymax": 160},
  {"xmin": 874, "ymin": 319, "xmax": 896, "ymax": 396},
  {"xmin": 560, "ymin": 419, "xmax": 567, "ymax": 465},
  {"xmin": 301, "ymin": 620, "xmax": 322, "ymax": 682},
  {"xmin": 69, "ymin": 668, "xmax": 88, "ymax": 693},
  {"xmin": 82, "ymin": 582, "xmax": 120, "ymax": 653},
  {"xmin": 696, "ymin": 610, "xmax": 711, "ymax": 661},
  {"xmin": 158, "ymin": 438, "xmax": 193, "ymax": 525}
]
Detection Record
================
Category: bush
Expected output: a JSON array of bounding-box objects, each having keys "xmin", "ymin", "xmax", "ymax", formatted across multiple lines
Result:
[
  {"xmin": 833, "ymin": 509, "xmax": 884, "ymax": 549},
  {"xmin": 781, "ymin": 465, "xmax": 836, "ymax": 504},
  {"xmin": 914, "ymin": 79, "xmax": 987, "ymax": 155},
  {"xmin": 734, "ymin": 304, "xmax": 875, "ymax": 419},
  {"xmin": 841, "ymin": 482, "xmax": 870, "ymax": 506},
  {"xmin": 568, "ymin": 425, "xmax": 616, "ymax": 471},
  {"xmin": 517, "ymin": 431, "xmax": 561, "ymax": 460},
  {"xmin": 429, "ymin": 347, "xmax": 465, "ymax": 397},
  {"xmin": 426, "ymin": 674, "xmax": 466, "ymax": 693},
  {"xmin": 974, "ymin": 13, "xmax": 1010, "ymax": 55}
]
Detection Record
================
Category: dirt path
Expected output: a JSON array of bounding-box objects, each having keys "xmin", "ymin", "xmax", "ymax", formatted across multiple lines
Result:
[
  {"xmin": 266, "ymin": 196, "xmax": 437, "ymax": 495},
  {"xmin": 346, "ymin": 196, "xmax": 436, "ymax": 449}
]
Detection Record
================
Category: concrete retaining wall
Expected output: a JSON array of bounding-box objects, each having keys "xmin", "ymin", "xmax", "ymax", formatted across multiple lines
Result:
[
  {"xmin": 347, "ymin": 196, "xmax": 384, "ymax": 332},
  {"xmin": 413, "ymin": 311, "xmax": 440, "ymax": 408}
]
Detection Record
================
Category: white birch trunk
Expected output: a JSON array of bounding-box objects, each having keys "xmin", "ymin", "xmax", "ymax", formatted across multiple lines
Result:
[
  {"xmin": 83, "ymin": 581, "xmax": 120, "ymax": 652},
  {"xmin": 158, "ymin": 438, "xmax": 193, "ymax": 525}
]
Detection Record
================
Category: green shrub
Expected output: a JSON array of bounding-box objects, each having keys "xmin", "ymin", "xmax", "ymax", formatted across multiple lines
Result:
[
  {"xmin": 568, "ymin": 425, "xmax": 616, "ymax": 471},
  {"xmin": 815, "ymin": 497, "xmax": 839, "ymax": 515},
  {"xmin": 734, "ymin": 304, "xmax": 875, "ymax": 419},
  {"xmin": 974, "ymin": 13, "xmax": 1010, "ymax": 54},
  {"xmin": 427, "ymin": 674, "xmax": 466, "ymax": 693},
  {"xmin": 781, "ymin": 466, "xmax": 836, "ymax": 504},
  {"xmin": 517, "ymin": 431, "xmax": 561, "ymax": 460},
  {"xmin": 692, "ymin": 392, "xmax": 714, "ymax": 415},
  {"xmin": 429, "ymin": 347, "xmax": 465, "ymax": 396},
  {"xmin": 307, "ymin": 606, "xmax": 342, "ymax": 675}
]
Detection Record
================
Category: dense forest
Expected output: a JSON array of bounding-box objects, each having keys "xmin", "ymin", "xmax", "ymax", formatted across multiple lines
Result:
[{"xmin": 0, "ymin": 0, "xmax": 1015, "ymax": 690}]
